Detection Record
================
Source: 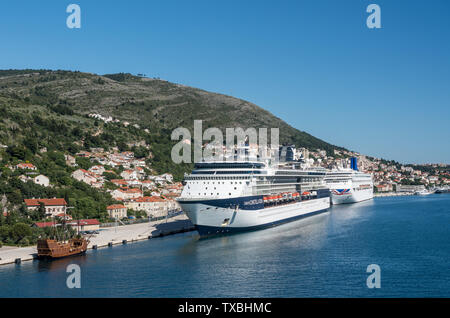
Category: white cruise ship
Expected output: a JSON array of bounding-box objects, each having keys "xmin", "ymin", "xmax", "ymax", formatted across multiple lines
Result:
[
  {"xmin": 324, "ymin": 158, "xmax": 373, "ymax": 205},
  {"xmin": 177, "ymin": 146, "xmax": 331, "ymax": 236}
]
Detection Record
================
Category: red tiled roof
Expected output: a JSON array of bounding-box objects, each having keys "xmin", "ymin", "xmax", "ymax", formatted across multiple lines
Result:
[
  {"xmin": 67, "ymin": 219, "xmax": 100, "ymax": 226},
  {"xmin": 24, "ymin": 198, "xmax": 67, "ymax": 207},
  {"xmin": 33, "ymin": 221, "xmax": 56, "ymax": 228},
  {"xmin": 164, "ymin": 193, "xmax": 180, "ymax": 198},
  {"xmin": 118, "ymin": 188, "xmax": 142, "ymax": 194},
  {"xmin": 111, "ymin": 179, "xmax": 128, "ymax": 185},
  {"xmin": 107, "ymin": 204, "xmax": 126, "ymax": 210},
  {"xmin": 132, "ymin": 196, "xmax": 165, "ymax": 203},
  {"xmin": 55, "ymin": 213, "xmax": 72, "ymax": 219},
  {"xmin": 17, "ymin": 163, "xmax": 36, "ymax": 169}
]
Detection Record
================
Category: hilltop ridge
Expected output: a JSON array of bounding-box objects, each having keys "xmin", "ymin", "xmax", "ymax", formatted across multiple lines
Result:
[{"xmin": 0, "ymin": 69, "xmax": 344, "ymax": 154}]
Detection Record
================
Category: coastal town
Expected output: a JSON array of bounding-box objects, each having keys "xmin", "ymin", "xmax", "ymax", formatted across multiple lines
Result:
[
  {"xmin": 306, "ymin": 148, "xmax": 450, "ymax": 194},
  {"xmin": 5, "ymin": 144, "xmax": 449, "ymax": 223},
  {"xmin": 0, "ymin": 135, "xmax": 449, "ymax": 264},
  {"xmin": 3, "ymin": 146, "xmax": 183, "ymax": 223}
]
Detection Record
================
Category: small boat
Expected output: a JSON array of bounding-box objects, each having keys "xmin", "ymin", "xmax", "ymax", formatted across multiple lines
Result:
[
  {"xmin": 415, "ymin": 189, "xmax": 431, "ymax": 196},
  {"xmin": 37, "ymin": 237, "xmax": 89, "ymax": 259}
]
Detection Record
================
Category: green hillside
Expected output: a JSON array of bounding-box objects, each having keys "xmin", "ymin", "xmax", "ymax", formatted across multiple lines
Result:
[
  {"xmin": 0, "ymin": 69, "xmax": 344, "ymax": 153},
  {"xmin": 0, "ymin": 69, "xmax": 347, "ymax": 245}
]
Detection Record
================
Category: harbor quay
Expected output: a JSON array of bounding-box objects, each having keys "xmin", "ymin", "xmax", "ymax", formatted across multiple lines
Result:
[
  {"xmin": 374, "ymin": 192, "xmax": 415, "ymax": 197},
  {"xmin": 0, "ymin": 214, "xmax": 194, "ymax": 266}
]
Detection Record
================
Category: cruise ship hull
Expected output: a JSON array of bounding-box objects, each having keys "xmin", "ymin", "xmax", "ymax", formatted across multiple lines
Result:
[
  {"xmin": 179, "ymin": 195, "xmax": 330, "ymax": 236},
  {"xmin": 331, "ymin": 188, "xmax": 373, "ymax": 205}
]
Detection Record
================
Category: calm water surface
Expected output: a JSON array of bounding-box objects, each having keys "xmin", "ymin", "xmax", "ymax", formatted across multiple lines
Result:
[{"xmin": 0, "ymin": 194, "xmax": 449, "ymax": 297}]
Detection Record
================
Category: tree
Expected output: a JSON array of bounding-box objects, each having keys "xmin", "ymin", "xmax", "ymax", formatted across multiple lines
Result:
[
  {"xmin": 23, "ymin": 137, "xmax": 38, "ymax": 154},
  {"xmin": 6, "ymin": 145, "xmax": 26, "ymax": 160},
  {"xmin": 38, "ymin": 202, "xmax": 46, "ymax": 220},
  {"xmin": 11, "ymin": 223, "xmax": 32, "ymax": 243},
  {"xmin": 132, "ymin": 146, "xmax": 149, "ymax": 159},
  {"xmin": 0, "ymin": 225, "xmax": 10, "ymax": 242}
]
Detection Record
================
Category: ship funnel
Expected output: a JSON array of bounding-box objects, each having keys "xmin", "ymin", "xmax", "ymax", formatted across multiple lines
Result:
[{"xmin": 350, "ymin": 157, "xmax": 358, "ymax": 171}]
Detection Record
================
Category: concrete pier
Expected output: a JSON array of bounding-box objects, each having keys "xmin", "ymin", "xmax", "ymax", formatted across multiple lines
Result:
[{"xmin": 0, "ymin": 214, "xmax": 195, "ymax": 266}]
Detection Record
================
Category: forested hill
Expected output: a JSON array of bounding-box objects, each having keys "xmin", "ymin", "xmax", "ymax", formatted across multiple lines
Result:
[
  {"xmin": 0, "ymin": 69, "xmax": 344, "ymax": 154},
  {"xmin": 0, "ymin": 69, "xmax": 347, "ymax": 245}
]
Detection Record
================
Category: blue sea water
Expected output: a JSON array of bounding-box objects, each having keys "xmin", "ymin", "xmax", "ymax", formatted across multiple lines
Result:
[{"xmin": 0, "ymin": 194, "xmax": 449, "ymax": 297}]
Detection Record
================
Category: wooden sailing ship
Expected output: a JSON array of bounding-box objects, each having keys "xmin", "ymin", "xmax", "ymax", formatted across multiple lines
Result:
[
  {"xmin": 37, "ymin": 210, "xmax": 90, "ymax": 259},
  {"xmin": 37, "ymin": 237, "xmax": 88, "ymax": 259}
]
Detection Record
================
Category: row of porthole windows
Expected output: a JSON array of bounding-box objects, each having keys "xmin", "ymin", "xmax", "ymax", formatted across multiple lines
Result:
[
  {"xmin": 188, "ymin": 181, "xmax": 242, "ymax": 185},
  {"xmin": 187, "ymin": 186, "xmax": 238, "ymax": 191},
  {"xmin": 186, "ymin": 176, "xmax": 250, "ymax": 180},
  {"xmin": 186, "ymin": 192, "xmax": 234, "ymax": 196}
]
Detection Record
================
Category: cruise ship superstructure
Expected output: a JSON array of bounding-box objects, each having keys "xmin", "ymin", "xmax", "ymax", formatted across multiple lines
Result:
[
  {"xmin": 324, "ymin": 157, "xmax": 374, "ymax": 205},
  {"xmin": 177, "ymin": 146, "xmax": 331, "ymax": 236}
]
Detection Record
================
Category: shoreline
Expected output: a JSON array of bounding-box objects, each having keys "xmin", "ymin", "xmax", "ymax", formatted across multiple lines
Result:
[
  {"xmin": 2, "ymin": 192, "xmax": 444, "ymax": 266},
  {"xmin": 374, "ymin": 192, "xmax": 415, "ymax": 197},
  {"xmin": 0, "ymin": 214, "xmax": 195, "ymax": 266}
]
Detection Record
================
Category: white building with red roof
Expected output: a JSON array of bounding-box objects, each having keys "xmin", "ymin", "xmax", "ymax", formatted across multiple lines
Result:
[
  {"xmin": 15, "ymin": 163, "xmax": 37, "ymax": 171},
  {"xmin": 72, "ymin": 169, "xmax": 104, "ymax": 187},
  {"xmin": 89, "ymin": 165, "xmax": 105, "ymax": 175},
  {"xmin": 120, "ymin": 169, "xmax": 138, "ymax": 180},
  {"xmin": 124, "ymin": 196, "xmax": 173, "ymax": 217},
  {"xmin": 111, "ymin": 188, "xmax": 143, "ymax": 200},
  {"xmin": 24, "ymin": 198, "xmax": 67, "ymax": 217},
  {"xmin": 107, "ymin": 204, "xmax": 128, "ymax": 219}
]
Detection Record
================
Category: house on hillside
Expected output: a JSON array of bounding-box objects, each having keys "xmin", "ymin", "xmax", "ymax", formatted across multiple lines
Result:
[
  {"xmin": 24, "ymin": 198, "xmax": 67, "ymax": 217},
  {"xmin": 111, "ymin": 179, "xmax": 128, "ymax": 187},
  {"xmin": 141, "ymin": 180, "xmax": 156, "ymax": 190},
  {"xmin": 134, "ymin": 166, "xmax": 146, "ymax": 179},
  {"xmin": 72, "ymin": 169, "xmax": 103, "ymax": 187},
  {"xmin": 149, "ymin": 176, "xmax": 166, "ymax": 186},
  {"xmin": 120, "ymin": 169, "xmax": 138, "ymax": 180},
  {"xmin": 65, "ymin": 154, "xmax": 77, "ymax": 167},
  {"xmin": 107, "ymin": 204, "xmax": 127, "ymax": 219},
  {"xmin": 111, "ymin": 188, "xmax": 143, "ymax": 200},
  {"xmin": 89, "ymin": 165, "xmax": 105, "ymax": 175},
  {"xmin": 33, "ymin": 175, "xmax": 50, "ymax": 187},
  {"xmin": 16, "ymin": 163, "xmax": 37, "ymax": 171},
  {"xmin": 161, "ymin": 173, "xmax": 173, "ymax": 183},
  {"xmin": 76, "ymin": 151, "xmax": 92, "ymax": 158},
  {"xmin": 124, "ymin": 196, "xmax": 167, "ymax": 217}
]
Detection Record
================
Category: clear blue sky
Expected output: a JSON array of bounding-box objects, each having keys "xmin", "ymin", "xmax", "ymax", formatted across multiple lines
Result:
[{"xmin": 1, "ymin": 0, "xmax": 449, "ymax": 164}]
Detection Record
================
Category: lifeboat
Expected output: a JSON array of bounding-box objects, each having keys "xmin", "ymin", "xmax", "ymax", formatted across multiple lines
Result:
[{"xmin": 302, "ymin": 191, "xmax": 311, "ymax": 196}]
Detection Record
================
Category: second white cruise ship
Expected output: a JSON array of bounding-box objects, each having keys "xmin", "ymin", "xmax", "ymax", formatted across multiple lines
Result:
[
  {"xmin": 324, "ymin": 158, "xmax": 374, "ymax": 205},
  {"xmin": 177, "ymin": 146, "xmax": 331, "ymax": 236}
]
